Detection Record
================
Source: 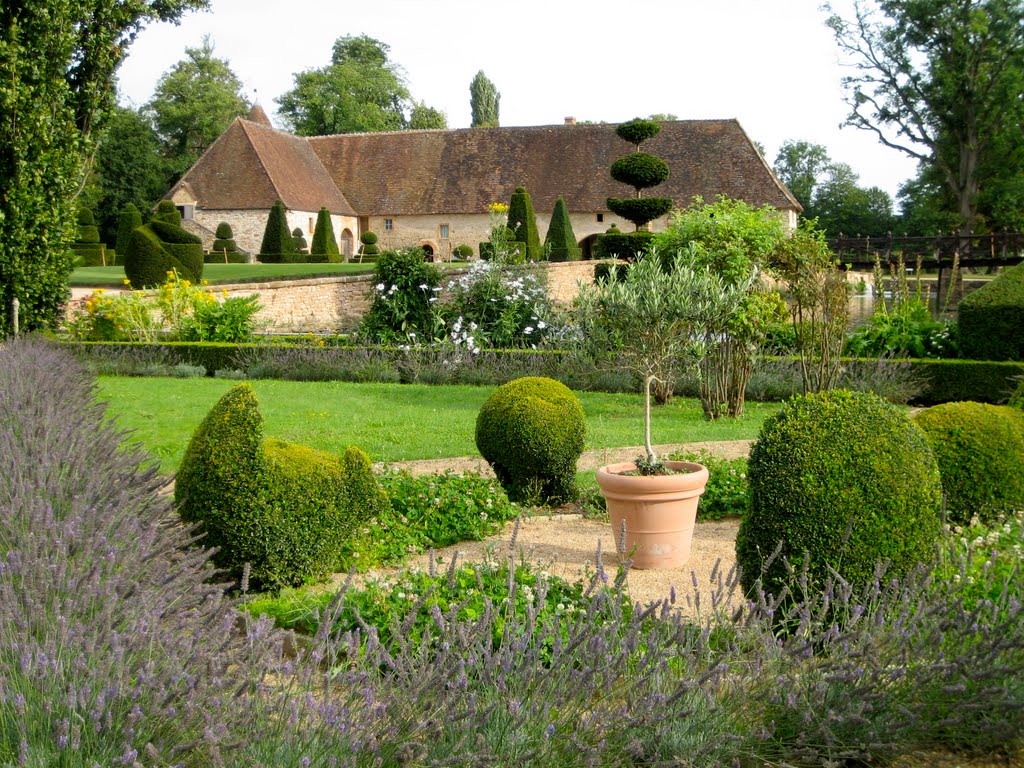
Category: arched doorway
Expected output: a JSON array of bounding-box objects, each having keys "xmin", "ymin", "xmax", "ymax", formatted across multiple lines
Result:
[
  {"xmin": 340, "ymin": 229, "xmax": 354, "ymax": 260},
  {"xmin": 581, "ymin": 234, "xmax": 601, "ymax": 260},
  {"xmin": 418, "ymin": 241, "xmax": 437, "ymax": 261}
]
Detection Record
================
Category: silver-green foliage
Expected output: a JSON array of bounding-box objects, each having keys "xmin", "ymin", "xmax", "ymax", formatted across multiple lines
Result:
[{"xmin": 574, "ymin": 247, "xmax": 750, "ymax": 463}]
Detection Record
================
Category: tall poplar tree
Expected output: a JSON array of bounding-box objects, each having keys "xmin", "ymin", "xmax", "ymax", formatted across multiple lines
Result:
[
  {"xmin": 825, "ymin": 0, "xmax": 1024, "ymax": 239},
  {"xmin": 470, "ymin": 70, "xmax": 500, "ymax": 128}
]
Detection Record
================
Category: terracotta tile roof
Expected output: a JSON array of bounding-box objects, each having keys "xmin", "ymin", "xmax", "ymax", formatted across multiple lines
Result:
[
  {"xmin": 307, "ymin": 120, "xmax": 800, "ymax": 216},
  {"xmin": 173, "ymin": 118, "xmax": 799, "ymax": 218},
  {"xmin": 170, "ymin": 118, "xmax": 356, "ymax": 216},
  {"xmin": 247, "ymin": 103, "xmax": 273, "ymax": 127}
]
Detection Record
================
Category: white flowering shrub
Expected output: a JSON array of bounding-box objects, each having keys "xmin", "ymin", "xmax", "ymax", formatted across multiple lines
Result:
[{"xmin": 444, "ymin": 259, "xmax": 555, "ymax": 349}]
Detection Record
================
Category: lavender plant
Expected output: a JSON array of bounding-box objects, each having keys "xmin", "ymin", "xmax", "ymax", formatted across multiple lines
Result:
[{"xmin": 0, "ymin": 337, "xmax": 282, "ymax": 765}]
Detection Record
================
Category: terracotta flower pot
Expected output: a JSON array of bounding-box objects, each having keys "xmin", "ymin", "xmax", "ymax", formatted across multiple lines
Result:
[{"xmin": 595, "ymin": 460, "xmax": 709, "ymax": 570}]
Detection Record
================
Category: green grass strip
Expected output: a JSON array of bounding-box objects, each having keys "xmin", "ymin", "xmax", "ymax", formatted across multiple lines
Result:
[
  {"xmin": 72, "ymin": 262, "xmax": 471, "ymax": 287},
  {"xmin": 96, "ymin": 376, "xmax": 777, "ymax": 473}
]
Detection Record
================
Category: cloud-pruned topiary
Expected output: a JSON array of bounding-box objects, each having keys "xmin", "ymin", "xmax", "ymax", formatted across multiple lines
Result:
[
  {"xmin": 544, "ymin": 196, "xmax": 581, "ymax": 262},
  {"xmin": 310, "ymin": 207, "xmax": 340, "ymax": 263},
  {"xmin": 115, "ymin": 203, "xmax": 143, "ymax": 259},
  {"xmin": 507, "ymin": 186, "xmax": 542, "ymax": 261},
  {"xmin": 605, "ymin": 118, "xmax": 673, "ymax": 232},
  {"xmin": 122, "ymin": 216, "xmax": 204, "ymax": 288},
  {"xmin": 913, "ymin": 401, "xmax": 1024, "ymax": 525},
  {"xmin": 737, "ymin": 389, "xmax": 943, "ymax": 598},
  {"xmin": 475, "ymin": 376, "xmax": 586, "ymax": 504},
  {"xmin": 175, "ymin": 383, "xmax": 388, "ymax": 589},
  {"xmin": 958, "ymin": 261, "xmax": 1024, "ymax": 361},
  {"xmin": 258, "ymin": 199, "xmax": 296, "ymax": 263},
  {"xmin": 208, "ymin": 221, "xmax": 247, "ymax": 263},
  {"xmin": 152, "ymin": 199, "xmax": 182, "ymax": 226}
]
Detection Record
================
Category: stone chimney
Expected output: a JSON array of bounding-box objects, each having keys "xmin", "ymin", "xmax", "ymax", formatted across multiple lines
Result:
[{"xmin": 564, "ymin": 116, "xmax": 576, "ymax": 126}]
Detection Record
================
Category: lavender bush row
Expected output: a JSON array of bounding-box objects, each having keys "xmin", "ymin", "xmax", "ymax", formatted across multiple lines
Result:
[{"xmin": 0, "ymin": 338, "xmax": 288, "ymax": 765}]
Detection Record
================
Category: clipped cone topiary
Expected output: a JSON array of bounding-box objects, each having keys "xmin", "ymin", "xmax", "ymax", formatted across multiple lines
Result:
[
  {"xmin": 258, "ymin": 199, "xmax": 296, "ymax": 263},
  {"xmin": 544, "ymin": 196, "xmax": 581, "ymax": 262},
  {"xmin": 475, "ymin": 377, "xmax": 586, "ymax": 504},
  {"xmin": 310, "ymin": 207, "xmax": 340, "ymax": 263},
  {"xmin": 507, "ymin": 186, "xmax": 541, "ymax": 261},
  {"xmin": 736, "ymin": 389, "xmax": 943, "ymax": 599}
]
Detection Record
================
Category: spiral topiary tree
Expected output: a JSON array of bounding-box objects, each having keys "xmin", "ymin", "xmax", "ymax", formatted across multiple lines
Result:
[
  {"xmin": 475, "ymin": 377, "xmax": 586, "ymax": 504},
  {"xmin": 544, "ymin": 196, "xmax": 581, "ymax": 262},
  {"xmin": 310, "ymin": 207, "xmax": 340, "ymax": 263},
  {"xmin": 70, "ymin": 206, "xmax": 108, "ymax": 266},
  {"xmin": 606, "ymin": 118, "xmax": 673, "ymax": 232},
  {"xmin": 123, "ymin": 211, "xmax": 204, "ymax": 288},
  {"xmin": 507, "ymin": 186, "xmax": 541, "ymax": 261},
  {"xmin": 736, "ymin": 389, "xmax": 943, "ymax": 599},
  {"xmin": 258, "ymin": 199, "xmax": 296, "ymax": 263}
]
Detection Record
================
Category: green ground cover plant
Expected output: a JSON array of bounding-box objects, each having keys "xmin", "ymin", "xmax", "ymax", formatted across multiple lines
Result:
[
  {"xmin": 95, "ymin": 376, "xmax": 778, "ymax": 473},
  {"xmin": 336, "ymin": 471, "xmax": 521, "ymax": 570}
]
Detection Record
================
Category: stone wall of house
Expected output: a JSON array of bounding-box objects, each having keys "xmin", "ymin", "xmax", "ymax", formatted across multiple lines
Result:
[
  {"xmin": 194, "ymin": 209, "xmax": 358, "ymax": 256},
  {"xmin": 364, "ymin": 211, "xmax": 662, "ymax": 258},
  {"xmin": 217, "ymin": 259, "xmax": 607, "ymax": 333}
]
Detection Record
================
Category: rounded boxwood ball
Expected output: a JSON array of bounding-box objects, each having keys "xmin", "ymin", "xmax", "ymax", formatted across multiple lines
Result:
[
  {"xmin": 736, "ymin": 389, "xmax": 943, "ymax": 598},
  {"xmin": 475, "ymin": 377, "xmax": 586, "ymax": 505},
  {"xmin": 913, "ymin": 401, "xmax": 1024, "ymax": 526}
]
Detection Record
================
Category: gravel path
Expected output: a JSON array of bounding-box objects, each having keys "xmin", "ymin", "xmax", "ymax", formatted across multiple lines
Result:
[{"xmin": 360, "ymin": 440, "xmax": 754, "ymax": 615}]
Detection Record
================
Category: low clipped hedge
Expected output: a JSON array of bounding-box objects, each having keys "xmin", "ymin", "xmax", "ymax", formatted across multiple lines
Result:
[
  {"xmin": 175, "ymin": 383, "xmax": 388, "ymax": 589},
  {"xmin": 913, "ymin": 402, "xmax": 1024, "ymax": 525},
  {"xmin": 910, "ymin": 358, "xmax": 1024, "ymax": 404},
  {"xmin": 737, "ymin": 389, "xmax": 943, "ymax": 598},
  {"xmin": 958, "ymin": 261, "xmax": 1024, "ymax": 361},
  {"xmin": 475, "ymin": 376, "xmax": 586, "ymax": 504},
  {"xmin": 594, "ymin": 231, "xmax": 655, "ymax": 261}
]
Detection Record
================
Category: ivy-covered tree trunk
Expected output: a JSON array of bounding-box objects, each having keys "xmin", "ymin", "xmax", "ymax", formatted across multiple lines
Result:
[{"xmin": 0, "ymin": 1, "xmax": 208, "ymax": 336}]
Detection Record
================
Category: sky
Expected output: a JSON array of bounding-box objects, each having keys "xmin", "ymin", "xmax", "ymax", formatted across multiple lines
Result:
[{"xmin": 115, "ymin": 0, "xmax": 920, "ymax": 202}]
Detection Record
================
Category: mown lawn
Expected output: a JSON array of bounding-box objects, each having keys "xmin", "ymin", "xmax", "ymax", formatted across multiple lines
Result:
[{"xmin": 96, "ymin": 376, "xmax": 778, "ymax": 473}]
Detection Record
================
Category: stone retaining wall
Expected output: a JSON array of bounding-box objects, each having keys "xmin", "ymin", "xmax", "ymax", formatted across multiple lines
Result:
[{"xmin": 218, "ymin": 260, "xmax": 604, "ymax": 334}]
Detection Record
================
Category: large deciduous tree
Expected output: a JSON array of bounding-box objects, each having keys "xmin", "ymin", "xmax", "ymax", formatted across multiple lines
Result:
[
  {"xmin": 773, "ymin": 140, "xmax": 895, "ymax": 237},
  {"xmin": 83, "ymin": 105, "xmax": 169, "ymax": 245},
  {"xmin": 469, "ymin": 70, "xmax": 500, "ymax": 128},
  {"xmin": 0, "ymin": 0, "xmax": 207, "ymax": 335},
  {"xmin": 824, "ymin": 0, "xmax": 1024, "ymax": 239},
  {"xmin": 145, "ymin": 35, "xmax": 249, "ymax": 175},
  {"xmin": 277, "ymin": 35, "xmax": 442, "ymax": 136}
]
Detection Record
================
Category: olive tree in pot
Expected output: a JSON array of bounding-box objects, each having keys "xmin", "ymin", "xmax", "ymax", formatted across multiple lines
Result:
[{"xmin": 573, "ymin": 246, "xmax": 751, "ymax": 568}]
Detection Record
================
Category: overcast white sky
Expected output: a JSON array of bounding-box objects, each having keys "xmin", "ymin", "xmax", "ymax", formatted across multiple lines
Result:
[{"xmin": 115, "ymin": 0, "xmax": 920, "ymax": 202}]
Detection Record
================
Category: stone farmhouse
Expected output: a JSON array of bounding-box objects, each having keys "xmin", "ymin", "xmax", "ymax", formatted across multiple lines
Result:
[{"xmin": 165, "ymin": 105, "xmax": 800, "ymax": 260}]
